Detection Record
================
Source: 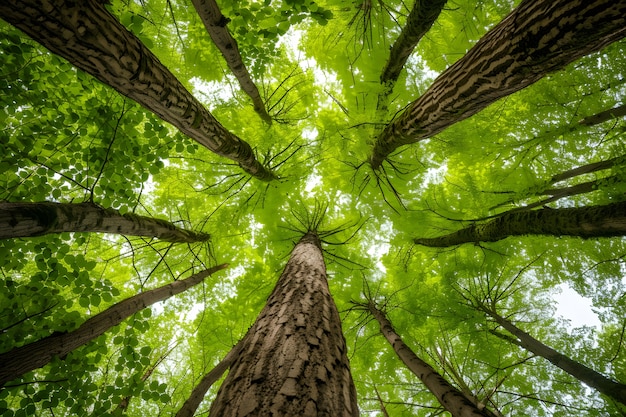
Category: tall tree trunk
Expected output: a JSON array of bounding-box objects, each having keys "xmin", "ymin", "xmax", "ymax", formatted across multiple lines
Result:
[
  {"xmin": 484, "ymin": 308, "xmax": 626, "ymax": 405},
  {"xmin": 488, "ymin": 156, "xmax": 624, "ymax": 213},
  {"xmin": 208, "ymin": 232, "xmax": 359, "ymax": 416},
  {"xmin": 485, "ymin": 175, "xmax": 619, "ymax": 219},
  {"xmin": 176, "ymin": 340, "xmax": 243, "ymax": 417},
  {"xmin": 370, "ymin": 0, "xmax": 626, "ymax": 168},
  {"xmin": 0, "ymin": 201, "xmax": 209, "ymax": 242},
  {"xmin": 579, "ymin": 103, "xmax": 626, "ymax": 126},
  {"xmin": 550, "ymin": 156, "xmax": 623, "ymax": 183},
  {"xmin": 414, "ymin": 200, "xmax": 626, "ymax": 247},
  {"xmin": 367, "ymin": 302, "xmax": 495, "ymax": 417},
  {"xmin": 0, "ymin": 0, "xmax": 274, "ymax": 181},
  {"xmin": 377, "ymin": 0, "xmax": 447, "ymax": 114},
  {"xmin": 191, "ymin": 0, "xmax": 272, "ymax": 124},
  {"xmin": 0, "ymin": 264, "xmax": 228, "ymax": 386}
]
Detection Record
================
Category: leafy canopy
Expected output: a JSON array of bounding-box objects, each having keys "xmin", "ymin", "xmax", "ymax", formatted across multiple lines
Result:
[{"xmin": 1, "ymin": 0, "xmax": 625, "ymax": 416}]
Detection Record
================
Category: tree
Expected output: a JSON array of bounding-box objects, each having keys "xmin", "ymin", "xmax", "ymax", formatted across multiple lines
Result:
[
  {"xmin": 0, "ymin": 201, "xmax": 209, "ymax": 242},
  {"xmin": 1, "ymin": 0, "xmax": 625, "ymax": 415},
  {"xmin": 377, "ymin": 0, "xmax": 447, "ymax": 113},
  {"xmin": 191, "ymin": 0, "xmax": 272, "ymax": 125},
  {"xmin": 0, "ymin": 0, "xmax": 274, "ymax": 180},
  {"xmin": 370, "ymin": 0, "xmax": 626, "ymax": 168},
  {"xmin": 357, "ymin": 299, "xmax": 498, "ymax": 417},
  {"xmin": 0, "ymin": 264, "xmax": 227, "ymax": 387},
  {"xmin": 460, "ymin": 290, "xmax": 626, "ymax": 406},
  {"xmin": 208, "ymin": 231, "xmax": 359, "ymax": 416},
  {"xmin": 414, "ymin": 200, "xmax": 626, "ymax": 247}
]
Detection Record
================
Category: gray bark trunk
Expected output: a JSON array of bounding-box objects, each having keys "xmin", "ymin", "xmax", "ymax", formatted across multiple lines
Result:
[
  {"xmin": 0, "ymin": 201, "xmax": 209, "ymax": 242},
  {"xmin": 485, "ymin": 308, "xmax": 626, "ymax": 405},
  {"xmin": 414, "ymin": 200, "xmax": 626, "ymax": 247},
  {"xmin": 377, "ymin": 0, "xmax": 447, "ymax": 115},
  {"xmin": 0, "ymin": 0, "xmax": 274, "ymax": 180},
  {"xmin": 0, "ymin": 264, "xmax": 228, "ymax": 386},
  {"xmin": 368, "ymin": 302, "xmax": 495, "ymax": 417},
  {"xmin": 579, "ymin": 103, "xmax": 626, "ymax": 126},
  {"xmin": 380, "ymin": 0, "xmax": 447, "ymax": 86},
  {"xmin": 371, "ymin": 0, "xmax": 626, "ymax": 168},
  {"xmin": 192, "ymin": 0, "xmax": 272, "ymax": 124},
  {"xmin": 176, "ymin": 340, "xmax": 243, "ymax": 417},
  {"xmin": 208, "ymin": 232, "xmax": 359, "ymax": 416}
]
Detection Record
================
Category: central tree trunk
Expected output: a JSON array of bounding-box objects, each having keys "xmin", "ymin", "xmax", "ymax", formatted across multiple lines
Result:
[{"xmin": 209, "ymin": 232, "xmax": 359, "ymax": 416}]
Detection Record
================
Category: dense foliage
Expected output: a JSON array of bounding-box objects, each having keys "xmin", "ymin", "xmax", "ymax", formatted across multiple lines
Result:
[{"xmin": 1, "ymin": 0, "xmax": 625, "ymax": 416}]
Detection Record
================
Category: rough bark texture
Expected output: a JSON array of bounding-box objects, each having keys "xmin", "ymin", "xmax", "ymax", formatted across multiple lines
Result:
[
  {"xmin": 377, "ymin": 0, "xmax": 447, "ymax": 115},
  {"xmin": 380, "ymin": 0, "xmax": 447, "ymax": 86},
  {"xmin": 414, "ymin": 200, "xmax": 626, "ymax": 247},
  {"xmin": 176, "ymin": 340, "xmax": 243, "ymax": 417},
  {"xmin": 579, "ymin": 103, "xmax": 626, "ymax": 126},
  {"xmin": 192, "ymin": 0, "xmax": 272, "ymax": 124},
  {"xmin": 208, "ymin": 232, "xmax": 359, "ymax": 417},
  {"xmin": 371, "ymin": 0, "xmax": 626, "ymax": 168},
  {"xmin": 485, "ymin": 308, "xmax": 626, "ymax": 405},
  {"xmin": 0, "ymin": 264, "xmax": 228, "ymax": 386},
  {"xmin": 0, "ymin": 0, "xmax": 274, "ymax": 180},
  {"xmin": 0, "ymin": 201, "xmax": 210, "ymax": 242},
  {"xmin": 368, "ymin": 302, "xmax": 493, "ymax": 417}
]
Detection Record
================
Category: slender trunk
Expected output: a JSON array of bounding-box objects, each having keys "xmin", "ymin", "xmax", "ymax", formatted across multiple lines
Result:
[
  {"xmin": 550, "ymin": 156, "xmax": 623, "ymax": 183},
  {"xmin": 0, "ymin": 0, "xmax": 274, "ymax": 180},
  {"xmin": 191, "ymin": 0, "xmax": 272, "ymax": 124},
  {"xmin": 115, "ymin": 348, "xmax": 174, "ymax": 415},
  {"xmin": 208, "ymin": 232, "xmax": 359, "ymax": 416},
  {"xmin": 380, "ymin": 0, "xmax": 447, "ymax": 85},
  {"xmin": 414, "ymin": 200, "xmax": 626, "ymax": 247},
  {"xmin": 367, "ymin": 302, "xmax": 494, "ymax": 417},
  {"xmin": 579, "ymin": 103, "xmax": 626, "ymax": 126},
  {"xmin": 370, "ymin": 0, "xmax": 626, "ymax": 168},
  {"xmin": 378, "ymin": 0, "xmax": 447, "ymax": 108},
  {"xmin": 0, "ymin": 264, "xmax": 228, "ymax": 386},
  {"xmin": 176, "ymin": 340, "xmax": 244, "ymax": 417},
  {"xmin": 0, "ymin": 201, "xmax": 209, "ymax": 242},
  {"xmin": 486, "ymin": 175, "xmax": 617, "ymax": 218},
  {"xmin": 485, "ymin": 308, "xmax": 626, "ymax": 405},
  {"xmin": 488, "ymin": 157, "xmax": 623, "ymax": 213}
]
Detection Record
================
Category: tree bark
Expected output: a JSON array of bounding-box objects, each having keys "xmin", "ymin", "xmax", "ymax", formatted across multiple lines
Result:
[
  {"xmin": 370, "ymin": 0, "xmax": 626, "ymax": 168},
  {"xmin": 208, "ymin": 232, "xmax": 359, "ymax": 416},
  {"xmin": 414, "ymin": 200, "xmax": 626, "ymax": 247},
  {"xmin": 367, "ymin": 302, "xmax": 494, "ymax": 417},
  {"xmin": 380, "ymin": 0, "xmax": 447, "ymax": 86},
  {"xmin": 192, "ymin": 0, "xmax": 272, "ymax": 125},
  {"xmin": 0, "ymin": 0, "xmax": 274, "ymax": 181},
  {"xmin": 377, "ymin": 0, "xmax": 447, "ymax": 115},
  {"xmin": 484, "ymin": 308, "xmax": 626, "ymax": 405},
  {"xmin": 0, "ymin": 201, "xmax": 210, "ymax": 242},
  {"xmin": 0, "ymin": 264, "xmax": 228, "ymax": 387},
  {"xmin": 579, "ymin": 103, "xmax": 626, "ymax": 126},
  {"xmin": 176, "ymin": 340, "xmax": 243, "ymax": 417}
]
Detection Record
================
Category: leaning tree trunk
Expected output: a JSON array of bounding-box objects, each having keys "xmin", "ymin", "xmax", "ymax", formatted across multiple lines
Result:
[
  {"xmin": 370, "ymin": 0, "xmax": 626, "ymax": 168},
  {"xmin": 367, "ymin": 302, "xmax": 496, "ymax": 417},
  {"xmin": 0, "ymin": 201, "xmax": 210, "ymax": 242},
  {"xmin": 208, "ymin": 232, "xmax": 359, "ymax": 416},
  {"xmin": 414, "ymin": 200, "xmax": 626, "ymax": 247},
  {"xmin": 0, "ymin": 0, "xmax": 274, "ymax": 181},
  {"xmin": 0, "ymin": 264, "xmax": 228, "ymax": 386},
  {"xmin": 484, "ymin": 307, "xmax": 626, "ymax": 405},
  {"xmin": 579, "ymin": 103, "xmax": 626, "ymax": 126},
  {"xmin": 176, "ymin": 340, "xmax": 243, "ymax": 417},
  {"xmin": 192, "ymin": 0, "xmax": 272, "ymax": 124},
  {"xmin": 377, "ymin": 0, "xmax": 447, "ymax": 114}
]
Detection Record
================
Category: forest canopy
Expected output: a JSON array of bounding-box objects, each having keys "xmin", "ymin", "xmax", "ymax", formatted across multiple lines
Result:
[{"xmin": 1, "ymin": 0, "xmax": 625, "ymax": 416}]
